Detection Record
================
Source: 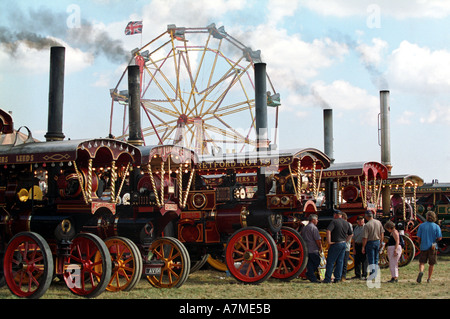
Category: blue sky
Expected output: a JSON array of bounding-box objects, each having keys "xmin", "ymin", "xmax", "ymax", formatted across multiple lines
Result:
[{"xmin": 1, "ymin": 0, "xmax": 449, "ymax": 183}]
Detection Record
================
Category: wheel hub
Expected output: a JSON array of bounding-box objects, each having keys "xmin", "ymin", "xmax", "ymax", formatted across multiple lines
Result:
[
  {"xmin": 243, "ymin": 251, "xmax": 254, "ymax": 261},
  {"xmin": 278, "ymin": 248, "xmax": 290, "ymax": 260}
]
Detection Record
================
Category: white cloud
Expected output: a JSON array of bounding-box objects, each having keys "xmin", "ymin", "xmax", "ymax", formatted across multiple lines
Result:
[
  {"xmin": 387, "ymin": 41, "xmax": 450, "ymax": 93},
  {"xmin": 356, "ymin": 38, "xmax": 388, "ymax": 67},
  {"xmin": 231, "ymin": 24, "xmax": 348, "ymax": 97},
  {"xmin": 397, "ymin": 110, "xmax": 415, "ymax": 125},
  {"xmin": 420, "ymin": 102, "xmax": 450, "ymax": 124},
  {"xmin": 301, "ymin": 0, "xmax": 450, "ymax": 19},
  {"xmin": 309, "ymin": 80, "xmax": 379, "ymax": 124},
  {"xmin": 267, "ymin": 0, "xmax": 302, "ymax": 27},
  {"xmin": 141, "ymin": 0, "xmax": 246, "ymax": 31}
]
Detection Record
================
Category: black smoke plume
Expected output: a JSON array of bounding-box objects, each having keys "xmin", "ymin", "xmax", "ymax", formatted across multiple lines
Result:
[{"xmin": 0, "ymin": 6, "xmax": 128, "ymax": 63}]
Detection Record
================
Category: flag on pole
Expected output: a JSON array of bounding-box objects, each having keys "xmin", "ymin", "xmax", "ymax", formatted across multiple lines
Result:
[{"xmin": 125, "ymin": 21, "xmax": 143, "ymax": 35}]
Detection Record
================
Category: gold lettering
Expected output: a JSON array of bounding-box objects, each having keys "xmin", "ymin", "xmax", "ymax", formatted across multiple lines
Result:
[{"xmin": 15, "ymin": 155, "xmax": 34, "ymax": 162}]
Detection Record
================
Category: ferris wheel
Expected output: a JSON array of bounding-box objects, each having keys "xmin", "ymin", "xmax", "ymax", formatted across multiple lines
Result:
[{"xmin": 109, "ymin": 23, "xmax": 280, "ymax": 155}]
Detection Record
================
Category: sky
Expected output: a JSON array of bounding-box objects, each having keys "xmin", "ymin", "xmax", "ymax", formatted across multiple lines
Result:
[{"xmin": 0, "ymin": 0, "xmax": 449, "ymax": 183}]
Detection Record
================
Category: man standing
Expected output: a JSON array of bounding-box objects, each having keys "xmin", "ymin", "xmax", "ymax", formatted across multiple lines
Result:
[
  {"xmin": 352, "ymin": 215, "xmax": 368, "ymax": 280},
  {"xmin": 362, "ymin": 210, "xmax": 384, "ymax": 276},
  {"xmin": 323, "ymin": 210, "xmax": 353, "ymax": 283},
  {"xmin": 416, "ymin": 211, "xmax": 442, "ymax": 283},
  {"xmin": 301, "ymin": 214, "xmax": 322, "ymax": 283}
]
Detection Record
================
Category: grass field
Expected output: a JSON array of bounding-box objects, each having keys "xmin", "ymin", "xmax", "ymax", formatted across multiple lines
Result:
[{"xmin": 1, "ymin": 255, "xmax": 448, "ymax": 300}]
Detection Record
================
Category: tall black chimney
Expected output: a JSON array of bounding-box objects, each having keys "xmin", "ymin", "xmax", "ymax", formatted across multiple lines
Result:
[
  {"xmin": 254, "ymin": 63, "xmax": 268, "ymax": 152},
  {"xmin": 323, "ymin": 109, "xmax": 334, "ymax": 163},
  {"xmin": 254, "ymin": 63, "xmax": 268, "ymax": 200},
  {"xmin": 45, "ymin": 46, "xmax": 65, "ymax": 141},
  {"xmin": 127, "ymin": 65, "xmax": 144, "ymax": 146}
]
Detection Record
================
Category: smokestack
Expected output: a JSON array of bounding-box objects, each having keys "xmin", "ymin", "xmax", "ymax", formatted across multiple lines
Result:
[
  {"xmin": 380, "ymin": 90, "xmax": 391, "ymax": 172},
  {"xmin": 379, "ymin": 90, "xmax": 391, "ymax": 215},
  {"xmin": 45, "ymin": 46, "xmax": 65, "ymax": 141},
  {"xmin": 127, "ymin": 65, "xmax": 144, "ymax": 146},
  {"xmin": 323, "ymin": 109, "xmax": 335, "ymax": 210},
  {"xmin": 254, "ymin": 62, "xmax": 268, "ymax": 152},
  {"xmin": 254, "ymin": 62, "xmax": 269, "ymax": 201},
  {"xmin": 323, "ymin": 109, "xmax": 334, "ymax": 163}
]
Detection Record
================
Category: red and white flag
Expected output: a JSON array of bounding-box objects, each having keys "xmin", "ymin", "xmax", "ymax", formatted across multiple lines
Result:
[{"xmin": 125, "ymin": 21, "xmax": 143, "ymax": 35}]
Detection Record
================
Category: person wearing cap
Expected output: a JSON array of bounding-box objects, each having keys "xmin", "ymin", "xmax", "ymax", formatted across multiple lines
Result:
[
  {"xmin": 352, "ymin": 215, "xmax": 368, "ymax": 280},
  {"xmin": 323, "ymin": 210, "xmax": 353, "ymax": 283},
  {"xmin": 362, "ymin": 210, "xmax": 384, "ymax": 276},
  {"xmin": 300, "ymin": 214, "xmax": 323, "ymax": 283}
]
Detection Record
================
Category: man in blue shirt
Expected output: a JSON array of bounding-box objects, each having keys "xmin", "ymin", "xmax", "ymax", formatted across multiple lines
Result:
[{"xmin": 416, "ymin": 211, "xmax": 442, "ymax": 283}]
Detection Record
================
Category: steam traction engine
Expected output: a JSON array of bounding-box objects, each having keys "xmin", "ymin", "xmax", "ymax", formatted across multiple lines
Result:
[
  {"xmin": 0, "ymin": 134, "xmax": 194, "ymax": 298},
  {"xmin": 0, "ymin": 47, "xmax": 192, "ymax": 299},
  {"xmin": 176, "ymin": 147, "xmax": 330, "ymax": 283},
  {"xmin": 0, "ymin": 135, "xmax": 132, "ymax": 298}
]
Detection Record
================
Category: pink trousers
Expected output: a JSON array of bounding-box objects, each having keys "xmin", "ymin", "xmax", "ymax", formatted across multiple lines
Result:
[{"xmin": 387, "ymin": 245, "xmax": 402, "ymax": 278}]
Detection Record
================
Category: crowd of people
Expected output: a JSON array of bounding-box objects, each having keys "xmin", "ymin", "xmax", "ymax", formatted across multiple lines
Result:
[{"xmin": 300, "ymin": 210, "xmax": 442, "ymax": 284}]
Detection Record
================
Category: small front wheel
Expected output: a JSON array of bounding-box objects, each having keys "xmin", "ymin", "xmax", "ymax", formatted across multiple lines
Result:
[
  {"xmin": 63, "ymin": 233, "xmax": 112, "ymax": 298},
  {"xmin": 146, "ymin": 237, "xmax": 190, "ymax": 288},
  {"xmin": 3, "ymin": 232, "xmax": 54, "ymax": 299},
  {"xmin": 272, "ymin": 227, "xmax": 308, "ymax": 281},
  {"xmin": 105, "ymin": 236, "xmax": 142, "ymax": 292},
  {"xmin": 225, "ymin": 227, "xmax": 278, "ymax": 284}
]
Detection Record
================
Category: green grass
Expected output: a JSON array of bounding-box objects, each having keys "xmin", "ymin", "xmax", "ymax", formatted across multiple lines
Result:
[{"xmin": 1, "ymin": 255, "xmax": 449, "ymax": 300}]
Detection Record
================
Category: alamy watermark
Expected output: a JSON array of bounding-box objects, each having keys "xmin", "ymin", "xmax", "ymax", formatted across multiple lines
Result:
[
  {"xmin": 367, "ymin": 4, "xmax": 381, "ymax": 29},
  {"xmin": 66, "ymin": 4, "xmax": 81, "ymax": 29},
  {"xmin": 366, "ymin": 264, "xmax": 381, "ymax": 288}
]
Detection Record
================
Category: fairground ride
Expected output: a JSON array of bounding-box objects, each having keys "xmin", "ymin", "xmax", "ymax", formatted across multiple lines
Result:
[{"xmin": 109, "ymin": 23, "xmax": 280, "ymax": 155}]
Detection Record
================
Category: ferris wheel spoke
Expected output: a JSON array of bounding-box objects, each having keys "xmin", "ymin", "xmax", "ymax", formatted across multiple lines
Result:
[
  {"xmin": 144, "ymin": 58, "xmax": 182, "ymax": 115},
  {"xmin": 183, "ymin": 32, "xmax": 212, "ymax": 118},
  {"xmin": 142, "ymin": 100, "xmax": 180, "ymax": 118},
  {"xmin": 198, "ymin": 39, "xmax": 223, "ymax": 117},
  {"xmin": 203, "ymin": 123, "xmax": 252, "ymax": 145},
  {"xmin": 169, "ymin": 30, "xmax": 184, "ymax": 114},
  {"xmin": 198, "ymin": 55, "xmax": 248, "ymax": 117},
  {"xmin": 141, "ymin": 41, "xmax": 173, "ymax": 96},
  {"xmin": 142, "ymin": 119, "xmax": 177, "ymax": 136},
  {"xmin": 179, "ymin": 50, "xmax": 198, "ymax": 107},
  {"xmin": 203, "ymin": 63, "xmax": 252, "ymax": 117}
]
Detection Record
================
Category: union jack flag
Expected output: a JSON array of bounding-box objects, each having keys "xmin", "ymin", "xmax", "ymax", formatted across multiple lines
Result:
[{"xmin": 125, "ymin": 21, "xmax": 143, "ymax": 35}]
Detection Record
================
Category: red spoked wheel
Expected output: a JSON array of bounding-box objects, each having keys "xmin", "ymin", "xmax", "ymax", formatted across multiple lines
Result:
[
  {"xmin": 225, "ymin": 227, "xmax": 278, "ymax": 284},
  {"xmin": 105, "ymin": 236, "xmax": 142, "ymax": 292},
  {"xmin": 272, "ymin": 227, "xmax": 308, "ymax": 281},
  {"xmin": 63, "ymin": 233, "xmax": 112, "ymax": 298},
  {"xmin": 3, "ymin": 232, "xmax": 54, "ymax": 299}
]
